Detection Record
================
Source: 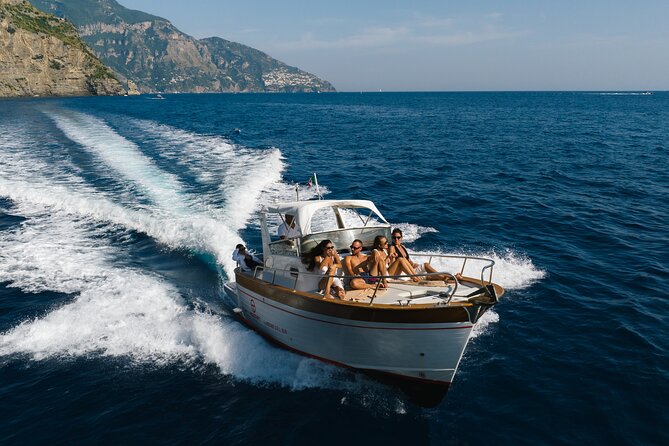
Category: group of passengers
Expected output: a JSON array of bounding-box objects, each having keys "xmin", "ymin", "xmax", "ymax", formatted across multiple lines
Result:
[
  {"xmin": 301, "ymin": 228, "xmax": 458, "ymax": 301},
  {"xmin": 232, "ymin": 218, "xmax": 460, "ymax": 301}
]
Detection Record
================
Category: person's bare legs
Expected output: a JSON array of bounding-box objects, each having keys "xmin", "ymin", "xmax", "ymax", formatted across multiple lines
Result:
[
  {"xmin": 320, "ymin": 276, "xmax": 333, "ymax": 297},
  {"xmin": 367, "ymin": 250, "xmax": 388, "ymax": 288},
  {"xmin": 389, "ymin": 258, "xmax": 420, "ymax": 282},
  {"xmin": 333, "ymin": 285, "xmax": 346, "ymax": 299},
  {"xmin": 350, "ymin": 278, "xmax": 376, "ymax": 290},
  {"xmin": 441, "ymin": 271, "xmax": 464, "ymax": 283},
  {"xmin": 422, "ymin": 263, "xmax": 448, "ymax": 281}
]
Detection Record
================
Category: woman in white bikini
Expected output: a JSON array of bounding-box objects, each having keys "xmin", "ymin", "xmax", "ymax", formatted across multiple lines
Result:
[{"xmin": 302, "ymin": 239, "xmax": 346, "ymax": 299}]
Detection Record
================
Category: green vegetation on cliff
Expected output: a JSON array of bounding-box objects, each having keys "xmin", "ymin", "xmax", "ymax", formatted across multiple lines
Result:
[
  {"xmin": 0, "ymin": 0, "xmax": 124, "ymax": 96},
  {"xmin": 2, "ymin": 0, "xmax": 118, "ymax": 83}
]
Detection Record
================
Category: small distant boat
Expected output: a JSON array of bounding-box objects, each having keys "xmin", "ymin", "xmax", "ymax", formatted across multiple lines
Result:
[
  {"xmin": 150, "ymin": 94, "xmax": 165, "ymax": 100},
  {"xmin": 642, "ymin": 91, "xmax": 652, "ymax": 95},
  {"xmin": 223, "ymin": 198, "xmax": 505, "ymax": 406}
]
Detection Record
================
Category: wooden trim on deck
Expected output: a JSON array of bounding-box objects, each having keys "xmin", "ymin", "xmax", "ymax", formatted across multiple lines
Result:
[{"xmin": 236, "ymin": 273, "xmax": 471, "ymax": 324}]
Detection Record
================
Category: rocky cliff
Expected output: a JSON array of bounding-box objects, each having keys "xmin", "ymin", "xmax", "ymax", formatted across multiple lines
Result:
[
  {"xmin": 0, "ymin": 0, "xmax": 125, "ymax": 97},
  {"xmin": 30, "ymin": 0, "xmax": 335, "ymax": 93}
]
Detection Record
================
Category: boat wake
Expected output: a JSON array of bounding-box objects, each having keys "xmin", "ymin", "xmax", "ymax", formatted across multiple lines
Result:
[
  {"xmin": 0, "ymin": 109, "xmax": 544, "ymax": 400},
  {"xmin": 0, "ymin": 208, "xmax": 361, "ymax": 392}
]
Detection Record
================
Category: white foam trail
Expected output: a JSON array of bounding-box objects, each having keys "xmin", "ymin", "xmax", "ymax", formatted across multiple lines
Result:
[
  {"xmin": 43, "ymin": 111, "xmax": 292, "ymax": 275},
  {"xmin": 588, "ymin": 92, "xmax": 651, "ymax": 96},
  {"xmin": 0, "ymin": 118, "xmax": 379, "ymax": 393},
  {"xmin": 133, "ymin": 118, "xmax": 330, "ymax": 264},
  {"xmin": 48, "ymin": 111, "xmax": 193, "ymax": 215},
  {"xmin": 0, "ymin": 177, "xmax": 242, "ymax": 276},
  {"xmin": 0, "ymin": 207, "xmax": 364, "ymax": 391},
  {"xmin": 131, "ymin": 121, "xmax": 240, "ymax": 186},
  {"xmin": 391, "ymin": 222, "xmax": 438, "ymax": 243},
  {"xmin": 470, "ymin": 311, "xmax": 500, "ymax": 339},
  {"xmin": 409, "ymin": 248, "xmax": 545, "ymax": 290},
  {"xmin": 131, "ymin": 119, "xmax": 324, "ymax": 229},
  {"xmin": 0, "ymin": 126, "xmax": 87, "ymax": 189},
  {"xmin": 1, "ymin": 113, "xmax": 324, "ymax": 276}
]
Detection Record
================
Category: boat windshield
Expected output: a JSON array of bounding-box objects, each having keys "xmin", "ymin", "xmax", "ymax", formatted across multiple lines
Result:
[
  {"xmin": 300, "ymin": 226, "xmax": 390, "ymax": 254},
  {"xmin": 264, "ymin": 202, "xmax": 390, "ymax": 256}
]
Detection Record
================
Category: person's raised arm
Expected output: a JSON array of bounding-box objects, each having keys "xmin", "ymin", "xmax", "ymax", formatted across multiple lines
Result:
[
  {"xmin": 388, "ymin": 245, "xmax": 398, "ymax": 262},
  {"xmin": 332, "ymin": 252, "xmax": 343, "ymax": 270}
]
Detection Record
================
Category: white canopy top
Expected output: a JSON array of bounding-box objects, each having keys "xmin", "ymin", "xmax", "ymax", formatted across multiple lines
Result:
[{"xmin": 263, "ymin": 199, "xmax": 388, "ymax": 237}]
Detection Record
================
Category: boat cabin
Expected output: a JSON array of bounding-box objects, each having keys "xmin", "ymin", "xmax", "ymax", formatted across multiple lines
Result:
[{"xmin": 258, "ymin": 200, "xmax": 390, "ymax": 291}]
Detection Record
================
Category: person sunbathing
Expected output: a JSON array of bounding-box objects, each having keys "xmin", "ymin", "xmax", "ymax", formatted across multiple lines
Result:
[
  {"xmin": 343, "ymin": 239, "xmax": 377, "ymax": 290},
  {"xmin": 388, "ymin": 228, "xmax": 444, "ymax": 281},
  {"xmin": 388, "ymin": 228, "xmax": 463, "ymax": 283},
  {"xmin": 302, "ymin": 239, "xmax": 346, "ymax": 299},
  {"xmin": 368, "ymin": 235, "xmax": 420, "ymax": 286}
]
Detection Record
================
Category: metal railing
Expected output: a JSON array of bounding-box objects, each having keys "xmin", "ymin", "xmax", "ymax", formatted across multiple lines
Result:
[
  {"xmin": 409, "ymin": 253, "xmax": 495, "ymax": 286},
  {"xmin": 252, "ymin": 265, "xmax": 459, "ymax": 305},
  {"xmin": 249, "ymin": 252, "xmax": 495, "ymax": 306}
]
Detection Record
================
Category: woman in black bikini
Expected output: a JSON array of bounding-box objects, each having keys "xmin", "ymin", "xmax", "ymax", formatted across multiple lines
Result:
[
  {"xmin": 388, "ymin": 228, "xmax": 452, "ymax": 281},
  {"xmin": 368, "ymin": 234, "xmax": 420, "ymax": 285}
]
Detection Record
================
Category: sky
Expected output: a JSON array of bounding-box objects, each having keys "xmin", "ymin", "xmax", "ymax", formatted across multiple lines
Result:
[{"xmin": 119, "ymin": 0, "xmax": 669, "ymax": 92}]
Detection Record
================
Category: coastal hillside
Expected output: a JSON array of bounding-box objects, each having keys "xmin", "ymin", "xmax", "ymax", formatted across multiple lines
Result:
[
  {"xmin": 0, "ymin": 0, "xmax": 125, "ymax": 97},
  {"xmin": 31, "ymin": 0, "xmax": 336, "ymax": 93}
]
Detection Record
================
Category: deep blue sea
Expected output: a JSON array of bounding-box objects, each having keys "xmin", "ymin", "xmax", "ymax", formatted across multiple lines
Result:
[{"xmin": 0, "ymin": 92, "xmax": 667, "ymax": 445}]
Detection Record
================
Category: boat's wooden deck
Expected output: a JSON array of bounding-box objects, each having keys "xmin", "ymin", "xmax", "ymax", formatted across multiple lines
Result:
[
  {"xmin": 236, "ymin": 268, "xmax": 489, "ymax": 307},
  {"xmin": 339, "ymin": 280, "xmax": 481, "ymax": 306}
]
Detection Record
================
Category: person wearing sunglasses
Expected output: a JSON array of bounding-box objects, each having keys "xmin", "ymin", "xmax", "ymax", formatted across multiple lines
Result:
[
  {"xmin": 388, "ymin": 228, "xmax": 447, "ymax": 281},
  {"xmin": 388, "ymin": 228, "xmax": 462, "ymax": 282},
  {"xmin": 301, "ymin": 239, "xmax": 346, "ymax": 299},
  {"xmin": 343, "ymin": 239, "xmax": 377, "ymax": 290},
  {"xmin": 368, "ymin": 235, "xmax": 420, "ymax": 286}
]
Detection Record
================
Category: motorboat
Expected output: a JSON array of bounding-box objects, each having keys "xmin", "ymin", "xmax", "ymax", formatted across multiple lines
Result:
[{"xmin": 223, "ymin": 199, "xmax": 504, "ymax": 405}]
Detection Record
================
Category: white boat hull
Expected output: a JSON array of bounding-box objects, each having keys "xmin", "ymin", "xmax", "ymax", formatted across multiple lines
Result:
[{"xmin": 226, "ymin": 281, "xmax": 475, "ymax": 384}]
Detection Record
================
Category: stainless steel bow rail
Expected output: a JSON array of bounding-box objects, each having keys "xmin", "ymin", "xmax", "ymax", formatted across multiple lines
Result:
[{"xmin": 410, "ymin": 253, "xmax": 496, "ymax": 287}]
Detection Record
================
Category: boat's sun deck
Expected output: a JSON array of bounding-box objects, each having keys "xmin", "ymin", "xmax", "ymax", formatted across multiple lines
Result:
[
  {"xmin": 237, "ymin": 267, "xmax": 486, "ymax": 307},
  {"xmin": 320, "ymin": 279, "xmax": 482, "ymax": 306}
]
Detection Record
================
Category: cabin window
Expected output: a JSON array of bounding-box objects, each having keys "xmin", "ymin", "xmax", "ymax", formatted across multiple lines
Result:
[
  {"xmin": 266, "ymin": 212, "xmax": 300, "ymax": 257},
  {"xmin": 268, "ymin": 239, "xmax": 299, "ymax": 256},
  {"xmin": 338, "ymin": 207, "xmax": 384, "ymax": 228},
  {"xmin": 309, "ymin": 207, "xmax": 341, "ymax": 233}
]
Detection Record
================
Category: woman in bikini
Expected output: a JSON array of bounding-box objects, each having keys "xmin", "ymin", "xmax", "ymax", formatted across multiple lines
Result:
[
  {"xmin": 367, "ymin": 235, "xmax": 420, "ymax": 286},
  {"xmin": 388, "ymin": 228, "xmax": 462, "ymax": 282},
  {"xmin": 302, "ymin": 239, "xmax": 346, "ymax": 299}
]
